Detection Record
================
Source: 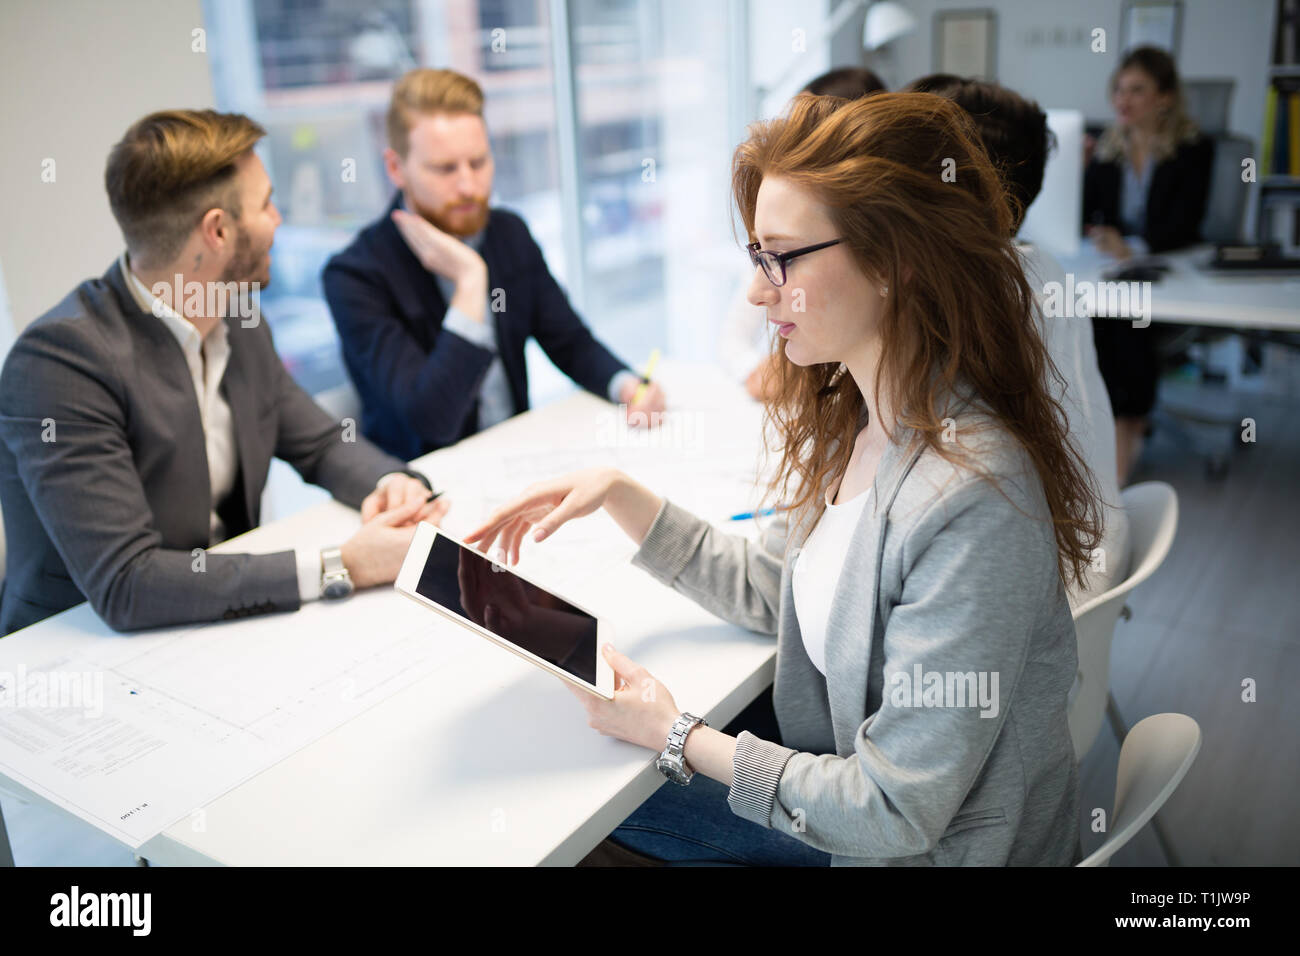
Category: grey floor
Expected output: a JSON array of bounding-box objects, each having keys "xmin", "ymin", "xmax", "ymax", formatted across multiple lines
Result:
[
  {"xmin": 1076, "ymin": 364, "xmax": 1300, "ymax": 866},
  {"xmin": 4, "ymin": 353, "xmax": 1297, "ymax": 866}
]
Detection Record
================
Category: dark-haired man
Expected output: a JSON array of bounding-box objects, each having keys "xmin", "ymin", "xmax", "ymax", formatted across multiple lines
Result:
[{"xmin": 0, "ymin": 109, "xmax": 444, "ymax": 634}]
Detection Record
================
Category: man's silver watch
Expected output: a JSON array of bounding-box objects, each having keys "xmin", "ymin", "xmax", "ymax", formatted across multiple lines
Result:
[
  {"xmin": 656, "ymin": 712, "xmax": 708, "ymax": 786},
  {"xmin": 320, "ymin": 547, "xmax": 354, "ymax": 600}
]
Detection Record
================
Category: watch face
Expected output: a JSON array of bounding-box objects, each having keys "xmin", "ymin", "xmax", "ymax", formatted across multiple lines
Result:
[
  {"xmin": 656, "ymin": 754, "xmax": 688, "ymax": 784},
  {"xmin": 323, "ymin": 577, "xmax": 354, "ymax": 600}
]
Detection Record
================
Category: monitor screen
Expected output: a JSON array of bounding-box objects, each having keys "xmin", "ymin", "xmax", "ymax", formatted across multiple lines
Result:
[{"xmin": 1019, "ymin": 108, "xmax": 1084, "ymax": 259}]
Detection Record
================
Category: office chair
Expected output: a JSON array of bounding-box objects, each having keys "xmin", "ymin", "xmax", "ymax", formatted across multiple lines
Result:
[
  {"xmin": 1069, "ymin": 481, "xmax": 1181, "ymax": 863},
  {"xmin": 1077, "ymin": 713, "xmax": 1201, "ymax": 867},
  {"xmin": 1183, "ymin": 79, "xmax": 1234, "ymax": 140},
  {"xmin": 1151, "ymin": 99, "xmax": 1257, "ymax": 478},
  {"xmin": 1069, "ymin": 482, "xmax": 1179, "ymax": 759}
]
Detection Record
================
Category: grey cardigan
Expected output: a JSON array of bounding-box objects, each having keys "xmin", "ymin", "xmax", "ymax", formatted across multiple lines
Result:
[{"xmin": 630, "ymin": 411, "xmax": 1080, "ymax": 866}]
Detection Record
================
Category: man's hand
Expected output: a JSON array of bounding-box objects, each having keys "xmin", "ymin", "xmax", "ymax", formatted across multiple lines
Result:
[
  {"xmin": 617, "ymin": 378, "xmax": 666, "ymax": 428},
  {"xmin": 339, "ymin": 497, "xmax": 428, "ymax": 590},
  {"xmin": 361, "ymin": 474, "xmax": 449, "ymax": 526},
  {"xmin": 391, "ymin": 208, "xmax": 487, "ymax": 294}
]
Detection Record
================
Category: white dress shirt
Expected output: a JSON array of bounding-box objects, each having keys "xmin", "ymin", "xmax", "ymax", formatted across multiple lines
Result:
[
  {"xmin": 120, "ymin": 254, "xmax": 398, "ymax": 604},
  {"xmin": 1118, "ymin": 156, "xmax": 1153, "ymax": 256}
]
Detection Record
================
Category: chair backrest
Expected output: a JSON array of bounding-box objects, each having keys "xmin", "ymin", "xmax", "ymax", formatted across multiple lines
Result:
[
  {"xmin": 1077, "ymin": 712, "xmax": 1201, "ymax": 866},
  {"xmin": 1200, "ymin": 134, "xmax": 1254, "ymax": 244},
  {"xmin": 1183, "ymin": 79, "xmax": 1234, "ymax": 135},
  {"xmin": 1068, "ymin": 482, "xmax": 1179, "ymax": 758}
]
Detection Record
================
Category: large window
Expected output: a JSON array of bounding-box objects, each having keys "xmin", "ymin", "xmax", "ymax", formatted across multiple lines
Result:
[{"xmin": 203, "ymin": 0, "xmax": 744, "ymax": 402}]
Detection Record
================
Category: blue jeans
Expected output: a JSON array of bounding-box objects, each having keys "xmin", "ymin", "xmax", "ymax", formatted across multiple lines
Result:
[{"xmin": 609, "ymin": 688, "xmax": 832, "ymax": 867}]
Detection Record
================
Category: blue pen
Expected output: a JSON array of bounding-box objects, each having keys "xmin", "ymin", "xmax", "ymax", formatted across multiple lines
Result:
[{"xmin": 729, "ymin": 506, "xmax": 781, "ymax": 521}]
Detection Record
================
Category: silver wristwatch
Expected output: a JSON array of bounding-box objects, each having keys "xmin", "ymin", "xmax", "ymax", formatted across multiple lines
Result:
[
  {"xmin": 320, "ymin": 547, "xmax": 354, "ymax": 600},
  {"xmin": 656, "ymin": 712, "xmax": 708, "ymax": 785}
]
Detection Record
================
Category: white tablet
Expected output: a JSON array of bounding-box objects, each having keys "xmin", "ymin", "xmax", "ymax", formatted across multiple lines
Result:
[{"xmin": 395, "ymin": 522, "xmax": 615, "ymax": 699}]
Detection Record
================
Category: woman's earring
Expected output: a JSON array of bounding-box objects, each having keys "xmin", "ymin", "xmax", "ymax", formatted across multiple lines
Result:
[{"xmin": 880, "ymin": 285, "xmax": 888, "ymax": 297}]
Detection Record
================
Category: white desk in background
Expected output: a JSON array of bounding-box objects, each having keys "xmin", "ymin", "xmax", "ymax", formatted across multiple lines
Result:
[
  {"xmin": 1055, "ymin": 241, "xmax": 1300, "ymax": 333},
  {"xmin": 0, "ymin": 360, "xmax": 782, "ymax": 866}
]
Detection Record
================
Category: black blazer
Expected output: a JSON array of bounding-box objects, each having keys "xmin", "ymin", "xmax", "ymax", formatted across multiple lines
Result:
[
  {"xmin": 1082, "ymin": 134, "xmax": 1215, "ymax": 254},
  {"xmin": 322, "ymin": 195, "xmax": 631, "ymax": 461},
  {"xmin": 0, "ymin": 261, "xmax": 410, "ymax": 635}
]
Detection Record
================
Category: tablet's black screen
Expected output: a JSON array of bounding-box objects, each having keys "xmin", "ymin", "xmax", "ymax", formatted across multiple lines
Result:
[{"xmin": 416, "ymin": 534, "xmax": 598, "ymax": 686}]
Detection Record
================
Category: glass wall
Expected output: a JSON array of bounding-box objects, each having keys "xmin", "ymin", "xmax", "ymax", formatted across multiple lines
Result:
[{"xmin": 203, "ymin": 0, "xmax": 744, "ymax": 401}]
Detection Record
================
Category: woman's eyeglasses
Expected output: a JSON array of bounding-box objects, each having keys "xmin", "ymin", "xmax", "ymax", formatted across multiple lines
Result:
[{"xmin": 747, "ymin": 239, "xmax": 842, "ymax": 287}]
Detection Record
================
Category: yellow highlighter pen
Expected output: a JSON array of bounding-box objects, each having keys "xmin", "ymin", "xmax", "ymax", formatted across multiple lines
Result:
[{"xmin": 632, "ymin": 348, "xmax": 660, "ymax": 405}]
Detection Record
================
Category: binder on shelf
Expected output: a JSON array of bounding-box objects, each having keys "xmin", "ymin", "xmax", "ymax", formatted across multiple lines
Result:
[
  {"xmin": 1292, "ymin": 92, "xmax": 1300, "ymax": 178},
  {"xmin": 1263, "ymin": 85, "xmax": 1277, "ymax": 177}
]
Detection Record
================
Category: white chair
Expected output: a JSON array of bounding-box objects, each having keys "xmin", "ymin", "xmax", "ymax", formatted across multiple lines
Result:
[
  {"xmin": 1078, "ymin": 713, "xmax": 1201, "ymax": 866},
  {"xmin": 1069, "ymin": 482, "xmax": 1179, "ymax": 759}
]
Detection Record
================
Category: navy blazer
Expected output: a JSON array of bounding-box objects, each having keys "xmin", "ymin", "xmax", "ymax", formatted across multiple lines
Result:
[
  {"xmin": 323, "ymin": 196, "xmax": 631, "ymax": 460},
  {"xmin": 1082, "ymin": 134, "xmax": 1215, "ymax": 254}
]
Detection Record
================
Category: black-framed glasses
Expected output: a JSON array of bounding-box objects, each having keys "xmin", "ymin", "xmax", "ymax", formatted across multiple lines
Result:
[{"xmin": 747, "ymin": 239, "xmax": 842, "ymax": 287}]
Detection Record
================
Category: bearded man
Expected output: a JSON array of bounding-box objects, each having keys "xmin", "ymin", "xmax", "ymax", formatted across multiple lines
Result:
[{"xmin": 323, "ymin": 68, "xmax": 666, "ymax": 459}]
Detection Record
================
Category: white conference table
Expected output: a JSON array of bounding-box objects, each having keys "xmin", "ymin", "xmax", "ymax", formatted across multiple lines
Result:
[
  {"xmin": 1056, "ymin": 240, "xmax": 1300, "ymax": 332},
  {"xmin": 0, "ymin": 359, "xmax": 783, "ymax": 866}
]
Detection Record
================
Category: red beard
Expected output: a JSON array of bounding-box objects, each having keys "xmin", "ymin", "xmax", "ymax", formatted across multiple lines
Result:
[{"xmin": 411, "ymin": 195, "xmax": 490, "ymax": 237}]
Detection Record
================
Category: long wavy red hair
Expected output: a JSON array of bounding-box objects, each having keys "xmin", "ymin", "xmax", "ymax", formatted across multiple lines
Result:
[{"xmin": 734, "ymin": 92, "xmax": 1101, "ymax": 588}]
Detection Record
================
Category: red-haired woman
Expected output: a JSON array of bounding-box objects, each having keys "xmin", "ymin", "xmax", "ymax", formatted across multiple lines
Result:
[{"xmin": 467, "ymin": 93, "xmax": 1101, "ymax": 866}]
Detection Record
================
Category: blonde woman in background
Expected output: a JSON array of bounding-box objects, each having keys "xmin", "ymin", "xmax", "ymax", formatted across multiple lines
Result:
[{"xmin": 1083, "ymin": 45, "xmax": 1214, "ymax": 484}]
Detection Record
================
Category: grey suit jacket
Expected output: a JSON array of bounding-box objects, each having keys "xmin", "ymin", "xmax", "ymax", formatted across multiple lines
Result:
[
  {"xmin": 0, "ymin": 260, "xmax": 412, "ymax": 634},
  {"xmin": 631, "ymin": 409, "xmax": 1080, "ymax": 866}
]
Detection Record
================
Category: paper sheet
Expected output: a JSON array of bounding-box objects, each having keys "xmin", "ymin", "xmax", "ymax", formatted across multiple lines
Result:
[{"xmin": 0, "ymin": 594, "xmax": 473, "ymax": 847}]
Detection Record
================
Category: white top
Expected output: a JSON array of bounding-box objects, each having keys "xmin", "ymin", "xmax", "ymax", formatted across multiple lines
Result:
[{"xmin": 792, "ymin": 481, "xmax": 872, "ymax": 676}]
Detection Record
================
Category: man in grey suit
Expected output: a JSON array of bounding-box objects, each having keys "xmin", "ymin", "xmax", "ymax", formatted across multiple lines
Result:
[{"xmin": 0, "ymin": 109, "xmax": 448, "ymax": 635}]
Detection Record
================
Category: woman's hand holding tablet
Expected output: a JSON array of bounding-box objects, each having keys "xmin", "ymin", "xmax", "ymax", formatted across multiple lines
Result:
[{"xmin": 450, "ymin": 468, "xmax": 699, "ymax": 759}]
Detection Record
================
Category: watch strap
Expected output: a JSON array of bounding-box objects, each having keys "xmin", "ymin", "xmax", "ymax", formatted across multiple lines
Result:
[
  {"xmin": 658, "ymin": 712, "xmax": 708, "ymax": 785},
  {"xmin": 321, "ymin": 547, "xmax": 346, "ymax": 577},
  {"xmin": 320, "ymin": 547, "xmax": 354, "ymax": 600}
]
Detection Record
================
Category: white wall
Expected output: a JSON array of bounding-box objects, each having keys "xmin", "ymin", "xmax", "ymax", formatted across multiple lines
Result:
[
  {"xmin": 884, "ymin": 0, "xmax": 1273, "ymax": 142},
  {"xmin": 750, "ymin": 0, "xmax": 834, "ymax": 118},
  {"xmin": 0, "ymin": 0, "xmax": 215, "ymax": 336}
]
